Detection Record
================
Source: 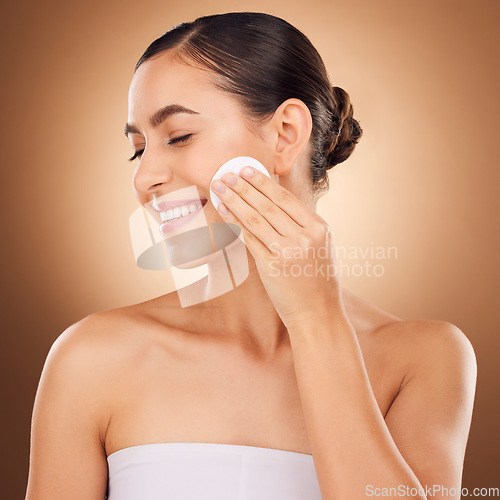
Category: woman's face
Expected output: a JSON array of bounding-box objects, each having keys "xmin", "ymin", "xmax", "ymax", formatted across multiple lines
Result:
[{"xmin": 126, "ymin": 50, "xmax": 275, "ymax": 227}]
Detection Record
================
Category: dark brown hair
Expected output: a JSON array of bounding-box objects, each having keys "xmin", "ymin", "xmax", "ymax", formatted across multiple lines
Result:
[{"xmin": 135, "ymin": 12, "xmax": 363, "ymax": 197}]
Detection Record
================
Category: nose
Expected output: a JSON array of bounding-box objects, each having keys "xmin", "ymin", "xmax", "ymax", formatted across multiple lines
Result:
[{"xmin": 132, "ymin": 149, "xmax": 174, "ymax": 204}]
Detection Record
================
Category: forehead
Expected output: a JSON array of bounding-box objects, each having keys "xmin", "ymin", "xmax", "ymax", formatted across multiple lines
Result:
[{"xmin": 128, "ymin": 52, "xmax": 232, "ymax": 122}]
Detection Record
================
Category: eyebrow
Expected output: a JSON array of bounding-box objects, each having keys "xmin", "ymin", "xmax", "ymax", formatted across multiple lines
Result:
[{"xmin": 124, "ymin": 104, "xmax": 200, "ymax": 137}]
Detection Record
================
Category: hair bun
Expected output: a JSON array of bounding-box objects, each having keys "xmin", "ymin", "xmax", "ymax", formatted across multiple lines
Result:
[{"xmin": 325, "ymin": 86, "xmax": 363, "ymax": 171}]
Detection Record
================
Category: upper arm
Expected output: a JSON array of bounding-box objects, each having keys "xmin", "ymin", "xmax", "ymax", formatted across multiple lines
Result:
[
  {"xmin": 26, "ymin": 315, "xmax": 111, "ymax": 499},
  {"xmin": 384, "ymin": 320, "xmax": 477, "ymax": 500}
]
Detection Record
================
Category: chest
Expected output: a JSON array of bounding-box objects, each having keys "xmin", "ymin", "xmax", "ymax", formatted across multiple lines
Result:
[{"xmin": 104, "ymin": 335, "xmax": 402, "ymax": 457}]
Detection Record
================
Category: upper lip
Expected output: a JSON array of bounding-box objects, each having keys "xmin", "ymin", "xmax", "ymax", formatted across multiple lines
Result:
[{"xmin": 152, "ymin": 198, "xmax": 208, "ymax": 212}]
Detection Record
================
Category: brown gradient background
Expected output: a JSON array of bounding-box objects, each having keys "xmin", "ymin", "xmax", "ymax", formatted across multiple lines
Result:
[{"xmin": 1, "ymin": 0, "xmax": 498, "ymax": 497}]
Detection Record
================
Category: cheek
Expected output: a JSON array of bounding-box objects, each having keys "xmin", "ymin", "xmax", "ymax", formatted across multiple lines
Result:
[
  {"xmin": 183, "ymin": 164, "xmax": 213, "ymax": 188},
  {"xmin": 181, "ymin": 157, "xmax": 221, "ymax": 194},
  {"xmin": 182, "ymin": 124, "xmax": 258, "ymax": 192},
  {"xmin": 182, "ymin": 143, "xmax": 242, "ymax": 191}
]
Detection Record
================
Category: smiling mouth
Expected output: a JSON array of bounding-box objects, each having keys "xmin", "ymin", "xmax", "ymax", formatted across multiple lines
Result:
[{"xmin": 152, "ymin": 198, "xmax": 208, "ymax": 223}]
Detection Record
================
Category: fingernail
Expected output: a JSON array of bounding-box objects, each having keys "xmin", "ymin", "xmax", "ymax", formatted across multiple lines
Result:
[
  {"xmin": 211, "ymin": 180, "xmax": 226, "ymax": 193},
  {"xmin": 218, "ymin": 203, "xmax": 229, "ymax": 215},
  {"xmin": 224, "ymin": 173, "xmax": 237, "ymax": 185},
  {"xmin": 242, "ymin": 166, "xmax": 254, "ymax": 178}
]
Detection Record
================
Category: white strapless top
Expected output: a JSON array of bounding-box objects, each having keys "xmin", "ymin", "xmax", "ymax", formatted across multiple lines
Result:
[{"xmin": 106, "ymin": 442, "xmax": 322, "ymax": 499}]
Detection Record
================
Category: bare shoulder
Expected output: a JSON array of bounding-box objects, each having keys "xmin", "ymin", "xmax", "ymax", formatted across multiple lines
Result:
[
  {"xmin": 341, "ymin": 287, "xmax": 477, "ymax": 388},
  {"xmin": 26, "ymin": 306, "xmax": 161, "ymax": 498},
  {"xmin": 337, "ymin": 291, "xmax": 477, "ymax": 489},
  {"xmin": 49, "ymin": 306, "xmax": 162, "ymax": 423},
  {"xmin": 375, "ymin": 318, "xmax": 477, "ymax": 486},
  {"xmin": 55, "ymin": 304, "xmax": 166, "ymax": 372},
  {"xmin": 382, "ymin": 318, "xmax": 477, "ymax": 387},
  {"xmin": 54, "ymin": 308, "xmax": 143, "ymax": 362}
]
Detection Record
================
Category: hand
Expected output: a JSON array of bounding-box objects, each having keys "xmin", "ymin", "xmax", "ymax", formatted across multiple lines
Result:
[{"xmin": 210, "ymin": 165, "xmax": 343, "ymax": 328}]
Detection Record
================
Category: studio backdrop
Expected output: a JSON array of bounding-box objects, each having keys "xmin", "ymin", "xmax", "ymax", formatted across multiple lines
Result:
[{"xmin": 1, "ymin": 0, "xmax": 498, "ymax": 498}]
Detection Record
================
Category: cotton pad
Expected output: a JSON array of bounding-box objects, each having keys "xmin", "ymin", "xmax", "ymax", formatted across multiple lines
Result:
[{"xmin": 209, "ymin": 156, "xmax": 271, "ymax": 209}]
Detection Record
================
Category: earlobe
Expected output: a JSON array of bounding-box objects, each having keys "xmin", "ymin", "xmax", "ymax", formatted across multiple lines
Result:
[{"xmin": 272, "ymin": 98, "xmax": 313, "ymax": 176}]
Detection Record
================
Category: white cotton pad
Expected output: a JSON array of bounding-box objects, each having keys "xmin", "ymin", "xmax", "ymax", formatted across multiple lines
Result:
[{"xmin": 209, "ymin": 156, "xmax": 271, "ymax": 209}]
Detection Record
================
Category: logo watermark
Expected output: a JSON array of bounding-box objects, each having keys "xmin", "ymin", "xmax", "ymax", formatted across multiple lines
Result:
[
  {"xmin": 268, "ymin": 241, "xmax": 398, "ymax": 279},
  {"xmin": 365, "ymin": 484, "xmax": 500, "ymax": 497}
]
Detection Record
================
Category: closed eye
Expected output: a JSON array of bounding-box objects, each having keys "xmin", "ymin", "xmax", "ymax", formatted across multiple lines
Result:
[
  {"xmin": 128, "ymin": 134, "xmax": 193, "ymax": 162},
  {"xmin": 128, "ymin": 149, "xmax": 144, "ymax": 162},
  {"xmin": 168, "ymin": 133, "xmax": 193, "ymax": 146}
]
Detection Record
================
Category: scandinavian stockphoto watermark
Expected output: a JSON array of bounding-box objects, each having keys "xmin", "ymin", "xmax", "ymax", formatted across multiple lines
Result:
[
  {"xmin": 365, "ymin": 484, "xmax": 500, "ymax": 497},
  {"xmin": 268, "ymin": 241, "xmax": 398, "ymax": 279}
]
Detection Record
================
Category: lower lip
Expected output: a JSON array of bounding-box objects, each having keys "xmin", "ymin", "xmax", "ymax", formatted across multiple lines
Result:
[{"xmin": 159, "ymin": 201, "xmax": 207, "ymax": 234}]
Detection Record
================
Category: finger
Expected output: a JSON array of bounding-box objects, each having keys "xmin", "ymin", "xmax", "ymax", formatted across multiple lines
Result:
[
  {"xmin": 213, "ymin": 181, "xmax": 284, "ymax": 251},
  {"xmin": 239, "ymin": 166, "xmax": 318, "ymax": 227},
  {"xmin": 216, "ymin": 202, "xmax": 272, "ymax": 258},
  {"xmin": 219, "ymin": 172, "xmax": 300, "ymax": 237}
]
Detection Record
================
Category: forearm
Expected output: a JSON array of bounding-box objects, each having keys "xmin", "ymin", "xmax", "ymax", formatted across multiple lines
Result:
[{"xmin": 287, "ymin": 308, "xmax": 426, "ymax": 500}]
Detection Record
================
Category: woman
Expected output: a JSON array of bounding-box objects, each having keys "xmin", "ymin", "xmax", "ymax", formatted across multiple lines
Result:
[{"xmin": 26, "ymin": 12, "xmax": 477, "ymax": 500}]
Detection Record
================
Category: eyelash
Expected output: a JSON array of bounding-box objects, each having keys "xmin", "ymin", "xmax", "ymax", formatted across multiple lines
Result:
[{"xmin": 128, "ymin": 134, "xmax": 193, "ymax": 161}]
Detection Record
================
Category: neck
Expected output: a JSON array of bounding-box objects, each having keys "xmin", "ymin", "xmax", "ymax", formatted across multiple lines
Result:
[{"xmin": 192, "ymin": 245, "xmax": 290, "ymax": 360}]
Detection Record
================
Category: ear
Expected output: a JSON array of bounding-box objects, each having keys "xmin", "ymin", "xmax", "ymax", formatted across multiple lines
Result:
[{"xmin": 270, "ymin": 98, "xmax": 312, "ymax": 176}]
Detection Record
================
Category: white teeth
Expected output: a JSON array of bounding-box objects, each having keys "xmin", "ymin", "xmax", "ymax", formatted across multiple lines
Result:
[
  {"xmin": 159, "ymin": 202, "xmax": 203, "ymax": 222},
  {"xmin": 160, "ymin": 209, "xmax": 173, "ymax": 222}
]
